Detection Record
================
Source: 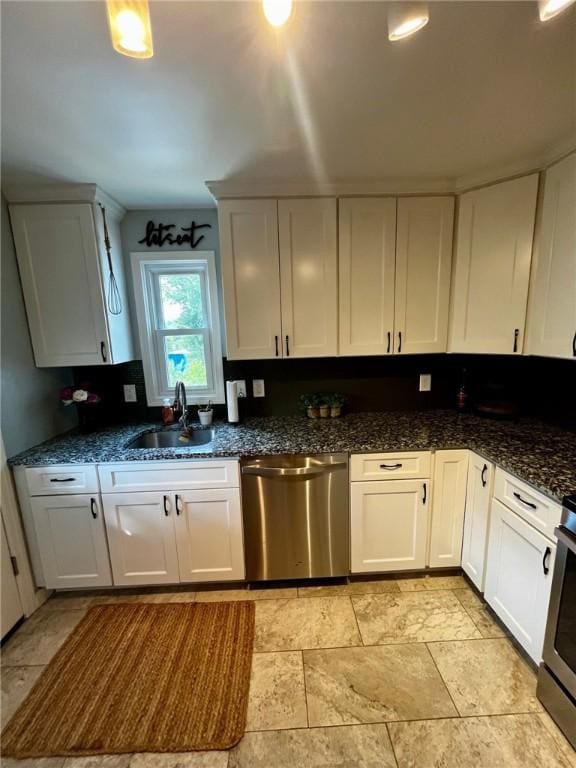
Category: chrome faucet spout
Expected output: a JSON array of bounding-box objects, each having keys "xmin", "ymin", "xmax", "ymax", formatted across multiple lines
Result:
[{"xmin": 174, "ymin": 381, "xmax": 188, "ymax": 429}]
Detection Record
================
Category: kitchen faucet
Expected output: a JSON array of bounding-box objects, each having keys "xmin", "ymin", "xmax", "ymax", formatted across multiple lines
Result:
[{"xmin": 174, "ymin": 381, "xmax": 188, "ymax": 429}]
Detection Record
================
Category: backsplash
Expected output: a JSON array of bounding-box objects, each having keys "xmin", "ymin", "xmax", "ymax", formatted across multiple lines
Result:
[{"xmin": 73, "ymin": 354, "xmax": 576, "ymax": 430}]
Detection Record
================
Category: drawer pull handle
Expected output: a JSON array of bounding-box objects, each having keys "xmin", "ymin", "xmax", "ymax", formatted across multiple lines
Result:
[
  {"xmin": 50, "ymin": 477, "xmax": 76, "ymax": 483},
  {"xmin": 481, "ymin": 464, "xmax": 488, "ymax": 487},
  {"xmin": 513, "ymin": 491, "xmax": 537, "ymax": 510},
  {"xmin": 175, "ymin": 494, "xmax": 182, "ymax": 516},
  {"xmin": 542, "ymin": 546, "xmax": 551, "ymax": 575},
  {"xmin": 90, "ymin": 498, "xmax": 98, "ymax": 519},
  {"xmin": 380, "ymin": 463, "xmax": 403, "ymax": 470},
  {"xmin": 422, "ymin": 483, "xmax": 427, "ymax": 504},
  {"xmin": 163, "ymin": 495, "xmax": 169, "ymax": 516},
  {"xmin": 100, "ymin": 341, "xmax": 107, "ymax": 362}
]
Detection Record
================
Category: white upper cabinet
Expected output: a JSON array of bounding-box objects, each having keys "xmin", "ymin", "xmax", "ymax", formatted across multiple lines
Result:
[
  {"xmin": 449, "ymin": 174, "xmax": 539, "ymax": 355},
  {"xmin": 339, "ymin": 198, "xmax": 396, "ymax": 356},
  {"xmin": 9, "ymin": 194, "xmax": 133, "ymax": 367},
  {"xmin": 526, "ymin": 153, "xmax": 576, "ymax": 360},
  {"xmin": 219, "ymin": 199, "xmax": 282, "ymax": 360},
  {"xmin": 278, "ymin": 198, "xmax": 338, "ymax": 358},
  {"xmin": 395, "ymin": 197, "xmax": 454, "ymax": 355}
]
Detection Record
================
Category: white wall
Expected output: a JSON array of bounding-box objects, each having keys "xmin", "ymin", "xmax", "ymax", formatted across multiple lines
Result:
[{"xmin": 0, "ymin": 195, "xmax": 77, "ymax": 457}]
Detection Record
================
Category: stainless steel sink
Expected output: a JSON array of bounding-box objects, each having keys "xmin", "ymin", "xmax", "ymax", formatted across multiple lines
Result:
[{"xmin": 127, "ymin": 429, "xmax": 215, "ymax": 449}]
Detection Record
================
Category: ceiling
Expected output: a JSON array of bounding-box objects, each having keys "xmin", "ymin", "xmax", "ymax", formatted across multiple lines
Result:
[{"xmin": 1, "ymin": 1, "xmax": 575, "ymax": 208}]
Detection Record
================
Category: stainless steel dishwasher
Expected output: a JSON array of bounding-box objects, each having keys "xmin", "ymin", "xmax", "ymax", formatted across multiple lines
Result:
[{"xmin": 241, "ymin": 454, "xmax": 349, "ymax": 581}]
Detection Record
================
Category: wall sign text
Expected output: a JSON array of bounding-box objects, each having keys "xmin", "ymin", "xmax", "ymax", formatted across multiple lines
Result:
[{"xmin": 138, "ymin": 220, "xmax": 212, "ymax": 249}]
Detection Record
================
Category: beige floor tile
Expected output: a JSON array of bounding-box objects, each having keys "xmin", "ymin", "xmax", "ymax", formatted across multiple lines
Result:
[
  {"xmin": 388, "ymin": 714, "xmax": 575, "ymax": 768},
  {"xmin": 254, "ymin": 597, "xmax": 361, "ymax": 652},
  {"xmin": 1, "ymin": 665, "xmax": 45, "ymax": 726},
  {"xmin": 228, "ymin": 724, "xmax": 397, "ymax": 768},
  {"xmin": 298, "ymin": 580, "xmax": 399, "ymax": 598},
  {"xmin": 396, "ymin": 574, "xmax": 469, "ymax": 592},
  {"xmin": 1, "ymin": 759, "xmax": 64, "ymax": 768},
  {"xmin": 195, "ymin": 588, "xmax": 297, "ymax": 602},
  {"xmin": 303, "ymin": 644, "xmax": 457, "ymax": 726},
  {"xmin": 43, "ymin": 595, "xmax": 96, "ymax": 611},
  {"xmin": 247, "ymin": 652, "xmax": 308, "ymax": 731},
  {"xmin": 538, "ymin": 712, "xmax": 576, "ymax": 767},
  {"xmin": 463, "ymin": 605, "xmax": 508, "ymax": 638},
  {"xmin": 64, "ymin": 758, "xmax": 131, "ymax": 768},
  {"xmin": 352, "ymin": 591, "xmax": 481, "ymax": 645},
  {"xmin": 452, "ymin": 586, "xmax": 484, "ymax": 608},
  {"xmin": 1, "ymin": 610, "xmax": 86, "ymax": 667},
  {"xmin": 129, "ymin": 753, "xmax": 228, "ymax": 768},
  {"xmin": 427, "ymin": 638, "xmax": 542, "ymax": 716}
]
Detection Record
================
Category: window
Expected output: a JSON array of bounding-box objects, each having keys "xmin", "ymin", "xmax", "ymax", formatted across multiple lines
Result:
[{"xmin": 131, "ymin": 252, "xmax": 224, "ymax": 405}]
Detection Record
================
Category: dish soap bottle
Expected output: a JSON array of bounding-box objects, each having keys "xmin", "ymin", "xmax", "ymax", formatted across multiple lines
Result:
[{"xmin": 161, "ymin": 398, "xmax": 175, "ymax": 425}]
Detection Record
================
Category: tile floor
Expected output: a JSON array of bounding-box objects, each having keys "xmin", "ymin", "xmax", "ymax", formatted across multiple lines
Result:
[{"xmin": 2, "ymin": 574, "xmax": 575, "ymax": 768}]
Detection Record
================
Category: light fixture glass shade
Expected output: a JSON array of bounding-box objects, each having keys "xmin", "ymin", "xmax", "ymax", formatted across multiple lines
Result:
[
  {"xmin": 388, "ymin": 2, "xmax": 429, "ymax": 41},
  {"xmin": 262, "ymin": 0, "xmax": 293, "ymax": 28},
  {"xmin": 107, "ymin": 0, "xmax": 153, "ymax": 58},
  {"xmin": 538, "ymin": 0, "xmax": 576, "ymax": 20}
]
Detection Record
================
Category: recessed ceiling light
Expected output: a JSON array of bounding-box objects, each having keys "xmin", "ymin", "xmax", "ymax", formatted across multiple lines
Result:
[
  {"xmin": 388, "ymin": 2, "xmax": 429, "ymax": 41},
  {"xmin": 262, "ymin": 0, "xmax": 293, "ymax": 28},
  {"xmin": 538, "ymin": 0, "xmax": 576, "ymax": 21},
  {"xmin": 106, "ymin": 0, "xmax": 153, "ymax": 59}
]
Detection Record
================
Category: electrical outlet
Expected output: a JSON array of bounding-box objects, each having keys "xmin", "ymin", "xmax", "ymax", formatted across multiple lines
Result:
[
  {"xmin": 252, "ymin": 379, "xmax": 265, "ymax": 398},
  {"xmin": 419, "ymin": 374, "xmax": 432, "ymax": 392},
  {"xmin": 123, "ymin": 384, "xmax": 137, "ymax": 402},
  {"xmin": 235, "ymin": 380, "xmax": 247, "ymax": 398}
]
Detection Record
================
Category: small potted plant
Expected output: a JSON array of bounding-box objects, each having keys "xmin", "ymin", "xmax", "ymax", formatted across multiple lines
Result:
[
  {"xmin": 197, "ymin": 400, "xmax": 213, "ymax": 427},
  {"xmin": 300, "ymin": 394, "xmax": 320, "ymax": 419},
  {"xmin": 328, "ymin": 393, "xmax": 347, "ymax": 418},
  {"xmin": 319, "ymin": 395, "xmax": 330, "ymax": 419}
]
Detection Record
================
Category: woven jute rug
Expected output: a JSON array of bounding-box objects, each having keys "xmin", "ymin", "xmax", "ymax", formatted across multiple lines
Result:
[{"xmin": 2, "ymin": 601, "xmax": 255, "ymax": 758}]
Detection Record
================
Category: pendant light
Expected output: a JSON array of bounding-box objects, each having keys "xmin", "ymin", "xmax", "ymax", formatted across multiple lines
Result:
[
  {"xmin": 262, "ymin": 0, "xmax": 293, "ymax": 28},
  {"xmin": 106, "ymin": 0, "xmax": 153, "ymax": 58},
  {"xmin": 538, "ymin": 0, "xmax": 576, "ymax": 20},
  {"xmin": 388, "ymin": 2, "xmax": 429, "ymax": 41}
]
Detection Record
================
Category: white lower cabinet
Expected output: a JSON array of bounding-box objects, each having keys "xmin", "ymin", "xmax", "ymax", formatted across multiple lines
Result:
[
  {"xmin": 484, "ymin": 498, "xmax": 556, "ymax": 663},
  {"xmin": 175, "ymin": 490, "xmax": 244, "ymax": 583},
  {"xmin": 102, "ymin": 493, "xmax": 180, "ymax": 586},
  {"xmin": 461, "ymin": 454, "xmax": 494, "ymax": 590},
  {"xmin": 429, "ymin": 450, "xmax": 469, "ymax": 568},
  {"xmin": 351, "ymin": 479, "xmax": 429, "ymax": 573},
  {"xmin": 31, "ymin": 494, "xmax": 112, "ymax": 588}
]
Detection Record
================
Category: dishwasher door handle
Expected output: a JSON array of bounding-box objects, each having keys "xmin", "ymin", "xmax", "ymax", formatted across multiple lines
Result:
[{"xmin": 242, "ymin": 463, "xmax": 347, "ymax": 478}]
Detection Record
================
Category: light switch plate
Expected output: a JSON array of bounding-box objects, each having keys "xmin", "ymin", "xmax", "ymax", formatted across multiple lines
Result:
[
  {"xmin": 419, "ymin": 374, "xmax": 432, "ymax": 392},
  {"xmin": 252, "ymin": 379, "xmax": 265, "ymax": 398},
  {"xmin": 123, "ymin": 384, "xmax": 137, "ymax": 402},
  {"xmin": 235, "ymin": 380, "xmax": 247, "ymax": 398}
]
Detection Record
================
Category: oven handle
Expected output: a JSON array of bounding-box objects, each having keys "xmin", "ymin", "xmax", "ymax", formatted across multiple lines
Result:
[
  {"xmin": 242, "ymin": 463, "xmax": 347, "ymax": 478},
  {"xmin": 555, "ymin": 525, "xmax": 576, "ymax": 554}
]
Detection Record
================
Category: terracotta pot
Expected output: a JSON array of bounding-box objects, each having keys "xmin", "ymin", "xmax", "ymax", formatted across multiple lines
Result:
[
  {"xmin": 319, "ymin": 405, "xmax": 330, "ymax": 418},
  {"xmin": 330, "ymin": 406, "xmax": 342, "ymax": 418},
  {"xmin": 307, "ymin": 406, "xmax": 319, "ymax": 419}
]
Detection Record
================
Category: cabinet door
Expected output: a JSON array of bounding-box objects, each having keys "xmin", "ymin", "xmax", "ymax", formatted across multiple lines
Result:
[
  {"xmin": 174, "ymin": 489, "xmax": 244, "ymax": 583},
  {"xmin": 31, "ymin": 494, "xmax": 112, "ymax": 588},
  {"xmin": 279, "ymin": 198, "xmax": 338, "ymax": 358},
  {"xmin": 351, "ymin": 479, "xmax": 429, "ymax": 573},
  {"xmin": 9, "ymin": 204, "xmax": 110, "ymax": 367},
  {"xmin": 395, "ymin": 197, "xmax": 454, "ymax": 355},
  {"xmin": 485, "ymin": 499, "xmax": 555, "ymax": 663},
  {"xmin": 449, "ymin": 175, "xmax": 538, "ymax": 354},
  {"xmin": 462, "ymin": 454, "xmax": 493, "ymax": 590},
  {"xmin": 339, "ymin": 198, "xmax": 396, "ymax": 356},
  {"xmin": 219, "ymin": 200, "xmax": 282, "ymax": 360},
  {"xmin": 526, "ymin": 154, "xmax": 576, "ymax": 359},
  {"xmin": 102, "ymin": 493, "xmax": 179, "ymax": 586},
  {"xmin": 429, "ymin": 450, "xmax": 469, "ymax": 568}
]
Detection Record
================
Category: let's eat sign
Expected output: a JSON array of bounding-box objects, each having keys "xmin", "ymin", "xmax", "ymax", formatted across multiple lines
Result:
[{"xmin": 138, "ymin": 220, "xmax": 212, "ymax": 249}]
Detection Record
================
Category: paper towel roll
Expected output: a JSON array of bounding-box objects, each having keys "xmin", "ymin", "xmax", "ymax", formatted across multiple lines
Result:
[{"xmin": 226, "ymin": 380, "xmax": 239, "ymax": 423}]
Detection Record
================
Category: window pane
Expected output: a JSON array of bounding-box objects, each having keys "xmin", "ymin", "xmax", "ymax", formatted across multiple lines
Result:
[
  {"xmin": 159, "ymin": 273, "xmax": 205, "ymax": 329},
  {"xmin": 165, "ymin": 335, "xmax": 208, "ymax": 388}
]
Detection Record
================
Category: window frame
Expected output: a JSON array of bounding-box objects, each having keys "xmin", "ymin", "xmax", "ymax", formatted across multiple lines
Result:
[{"xmin": 131, "ymin": 251, "xmax": 225, "ymax": 406}]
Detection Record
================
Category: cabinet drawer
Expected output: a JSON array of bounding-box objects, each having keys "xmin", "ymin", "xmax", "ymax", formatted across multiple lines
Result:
[
  {"xmin": 350, "ymin": 452, "xmax": 431, "ymax": 482},
  {"xmin": 98, "ymin": 460, "xmax": 240, "ymax": 493},
  {"xmin": 26, "ymin": 465, "xmax": 99, "ymax": 496},
  {"xmin": 493, "ymin": 468, "xmax": 561, "ymax": 540}
]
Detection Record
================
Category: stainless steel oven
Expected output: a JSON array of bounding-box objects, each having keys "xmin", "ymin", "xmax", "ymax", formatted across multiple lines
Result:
[{"xmin": 537, "ymin": 494, "xmax": 576, "ymax": 748}]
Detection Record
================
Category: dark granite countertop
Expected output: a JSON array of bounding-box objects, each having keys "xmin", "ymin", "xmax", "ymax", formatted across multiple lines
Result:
[{"xmin": 8, "ymin": 410, "xmax": 576, "ymax": 503}]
